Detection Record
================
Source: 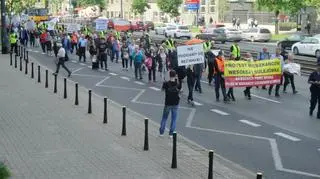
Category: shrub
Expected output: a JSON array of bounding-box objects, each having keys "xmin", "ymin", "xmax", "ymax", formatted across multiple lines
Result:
[
  {"xmin": 0, "ymin": 162, "xmax": 11, "ymax": 179},
  {"xmin": 279, "ymin": 22, "xmax": 296, "ymax": 31}
]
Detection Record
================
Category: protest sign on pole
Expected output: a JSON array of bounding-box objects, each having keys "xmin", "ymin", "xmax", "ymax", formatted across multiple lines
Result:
[
  {"xmin": 95, "ymin": 19, "xmax": 108, "ymax": 31},
  {"xmin": 224, "ymin": 59, "xmax": 282, "ymax": 88},
  {"xmin": 67, "ymin": 23, "xmax": 80, "ymax": 33},
  {"xmin": 47, "ymin": 21, "xmax": 55, "ymax": 30},
  {"xmin": 177, "ymin": 44, "xmax": 204, "ymax": 66}
]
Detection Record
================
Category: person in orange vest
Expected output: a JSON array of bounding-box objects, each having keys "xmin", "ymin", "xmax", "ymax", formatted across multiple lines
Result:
[
  {"xmin": 214, "ymin": 50, "xmax": 229, "ymax": 102},
  {"xmin": 71, "ymin": 32, "xmax": 78, "ymax": 54},
  {"xmin": 226, "ymin": 54, "xmax": 236, "ymax": 101}
]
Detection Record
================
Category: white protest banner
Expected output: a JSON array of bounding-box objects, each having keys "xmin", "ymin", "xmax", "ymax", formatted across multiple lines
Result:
[
  {"xmin": 47, "ymin": 21, "xmax": 55, "ymax": 30},
  {"xmin": 67, "ymin": 23, "xmax": 80, "ymax": 33},
  {"xmin": 95, "ymin": 19, "xmax": 108, "ymax": 31},
  {"xmin": 177, "ymin": 44, "xmax": 204, "ymax": 66},
  {"xmin": 25, "ymin": 20, "xmax": 36, "ymax": 30},
  {"xmin": 284, "ymin": 63, "xmax": 301, "ymax": 76}
]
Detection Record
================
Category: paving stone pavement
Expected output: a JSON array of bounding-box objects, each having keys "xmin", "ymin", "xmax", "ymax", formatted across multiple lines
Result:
[{"xmin": 0, "ymin": 53, "xmax": 254, "ymax": 179}]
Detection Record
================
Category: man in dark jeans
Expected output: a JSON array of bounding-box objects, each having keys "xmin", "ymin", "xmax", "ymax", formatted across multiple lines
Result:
[
  {"xmin": 53, "ymin": 46, "xmax": 71, "ymax": 77},
  {"xmin": 97, "ymin": 37, "xmax": 108, "ymax": 70},
  {"xmin": 78, "ymin": 35, "xmax": 87, "ymax": 62},
  {"xmin": 159, "ymin": 70, "xmax": 180, "ymax": 137},
  {"xmin": 186, "ymin": 65, "xmax": 195, "ymax": 105}
]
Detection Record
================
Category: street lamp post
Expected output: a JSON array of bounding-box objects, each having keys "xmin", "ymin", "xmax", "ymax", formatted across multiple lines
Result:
[
  {"xmin": 1, "ymin": 0, "xmax": 9, "ymax": 54},
  {"xmin": 120, "ymin": 0, "xmax": 123, "ymax": 18}
]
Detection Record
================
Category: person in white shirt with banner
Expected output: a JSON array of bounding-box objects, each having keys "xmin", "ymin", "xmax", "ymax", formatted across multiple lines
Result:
[{"xmin": 283, "ymin": 53, "xmax": 299, "ymax": 94}]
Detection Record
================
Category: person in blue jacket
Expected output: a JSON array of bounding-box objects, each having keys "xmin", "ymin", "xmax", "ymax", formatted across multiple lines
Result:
[{"xmin": 61, "ymin": 34, "xmax": 71, "ymax": 61}]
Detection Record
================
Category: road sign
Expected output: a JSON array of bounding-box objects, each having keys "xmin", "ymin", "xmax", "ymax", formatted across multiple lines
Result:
[{"xmin": 187, "ymin": 3, "xmax": 199, "ymax": 10}]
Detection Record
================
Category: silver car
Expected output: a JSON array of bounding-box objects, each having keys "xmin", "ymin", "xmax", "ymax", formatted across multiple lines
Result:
[{"xmin": 241, "ymin": 28, "xmax": 272, "ymax": 42}]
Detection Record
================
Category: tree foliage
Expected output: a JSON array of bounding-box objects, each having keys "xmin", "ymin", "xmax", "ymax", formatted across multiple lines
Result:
[
  {"xmin": 157, "ymin": 0, "xmax": 183, "ymax": 17},
  {"xmin": 305, "ymin": 0, "xmax": 320, "ymax": 8},
  {"xmin": 132, "ymin": 0, "xmax": 150, "ymax": 15},
  {"xmin": 77, "ymin": 0, "xmax": 107, "ymax": 10},
  {"xmin": 6, "ymin": 0, "xmax": 37, "ymax": 15}
]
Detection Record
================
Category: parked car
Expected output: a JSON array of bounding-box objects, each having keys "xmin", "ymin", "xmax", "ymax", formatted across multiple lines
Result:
[
  {"xmin": 108, "ymin": 18, "xmax": 131, "ymax": 32},
  {"xmin": 277, "ymin": 33, "xmax": 312, "ymax": 50},
  {"xmin": 155, "ymin": 23, "xmax": 175, "ymax": 35},
  {"xmin": 130, "ymin": 21, "xmax": 145, "ymax": 31},
  {"xmin": 241, "ymin": 28, "xmax": 271, "ymax": 42},
  {"xmin": 164, "ymin": 25, "xmax": 192, "ymax": 39},
  {"xmin": 292, "ymin": 37, "xmax": 320, "ymax": 58},
  {"xmin": 144, "ymin": 21, "xmax": 154, "ymax": 30},
  {"xmin": 195, "ymin": 27, "xmax": 242, "ymax": 43},
  {"xmin": 200, "ymin": 24, "xmax": 225, "ymax": 33}
]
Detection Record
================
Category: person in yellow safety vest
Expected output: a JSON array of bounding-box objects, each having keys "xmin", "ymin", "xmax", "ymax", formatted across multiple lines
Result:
[
  {"xmin": 10, "ymin": 31, "xmax": 18, "ymax": 53},
  {"xmin": 203, "ymin": 40, "xmax": 212, "ymax": 53},
  {"xmin": 99, "ymin": 31, "xmax": 104, "ymax": 38},
  {"xmin": 115, "ymin": 31, "xmax": 120, "ymax": 40},
  {"xmin": 230, "ymin": 41, "xmax": 241, "ymax": 60},
  {"xmin": 165, "ymin": 37, "xmax": 175, "ymax": 52}
]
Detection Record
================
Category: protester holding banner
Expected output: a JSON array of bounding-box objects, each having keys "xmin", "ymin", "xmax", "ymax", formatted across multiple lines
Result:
[
  {"xmin": 308, "ymin": 65, "xmax": 320, "ymax": 119},
  {"xmin": 283, "ymin": 53, "xmax": 299, "ymax": 94},
  {"xmin": 226, "ymin": 54, "xmax": 236, "ymax": 101},
  {"xmin": 243, "ymin": 52, "xmax": 254, "ymax": 100},
  {"xmin": 214, "ymin": 50, "xmax": 229, "ymax": 102},
  {"xmin": 268, "ymin": 48, "xmax": 284, "ymax": 97},
  {"xmin": 186, "ymin": 65, "xmax": 195, "ymax": 105}
]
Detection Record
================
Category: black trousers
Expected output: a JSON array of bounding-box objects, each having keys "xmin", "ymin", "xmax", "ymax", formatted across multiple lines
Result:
[
  {"xmin": 10, "ymin": 43, "xmax": 17, "ymax": 53},
  {"xmin": 122, "ymin": 58, "xmax": 128, "ymax": 69},
  {"xmin": 310, "ymin": 90, "xmax": 320, "ymax": 117},
  {"xmin": 55, "ymin": 58, "xmax": 71, "ymax": 74},
  {"xmin": 99, "ymin": 53, "xmax": 107, "ymax": 69},
  {"xmin": 214, "ymin": 75, "xmax": 227, "ymax": 100},
  {"xmin": 78, "ymin": 47, "xmax": 86, "ymax": 62},
  {"xmin": 207, "ymin": 62, "xmax": 214, "ymax": 84},
  {"xmin": 187, "ymin": 76, "xmax": 195, "ymax": 101},
  {"xmin": 148, "ymin": 68, "xmax": 156, "ymax": 81},
  {"xmin": 269, "ymin": 75, "xmax": 283, "ymax": 95},
  {"xmin": 134, "ymin": 62, "xmax": 142, "ymax": 79},
  {"xmin": 41, "ymin": 42, "xmax": 46, "ymax": 53},
  {"xmin": 227, "ymin": 88, "xmax": 234, "ymax": 99},
  {"xmin": 244, "ymin": 87, "xmax": 252, "ymax": 97},
  {"xmin": 283, "ymin": 73, "xmax": 296, "ymax": 92}
]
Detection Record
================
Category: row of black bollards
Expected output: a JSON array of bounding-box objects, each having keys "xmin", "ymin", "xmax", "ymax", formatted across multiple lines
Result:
[{"xmin": 9, "ymin": 48, "xmax": 264, "ymax": 178}]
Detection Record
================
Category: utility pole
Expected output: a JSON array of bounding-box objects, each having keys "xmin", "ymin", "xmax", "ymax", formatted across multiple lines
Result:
[
  {"xmin": 1, "ymin": 0, "xmax": 9, "ymax": 54},
  {"xmin": 120, "ymin": 0, "xmax": 123, "ymax": 18}
]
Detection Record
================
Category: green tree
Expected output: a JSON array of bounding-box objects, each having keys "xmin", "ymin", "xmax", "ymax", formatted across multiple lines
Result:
[
  {"xmin": 132, "ymin": 0, "xmax": 150, "ymax": 15},
  {"xmin": 218, "ymin": 0, "xmax": 229, "ymax": 22},
  {"xmin": 6, "ymin": 0, "xmax": 36, "ymax": 23},
  {"xmin": 157, "ymin": 0, "xmax": 183, "ymax": 17},
  {"xmin": 256, "ymin": 0, "xmax": 306, "ymax": 34},
  {"xmin": 78, "ymin": 0, "xmax": 107, "ymax": 11},
  {"xmin": 306, "ymin": 0, "xmax": 320, "ymax": 8}
]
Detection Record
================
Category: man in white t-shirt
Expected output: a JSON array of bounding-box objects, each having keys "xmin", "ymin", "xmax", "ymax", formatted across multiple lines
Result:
[{"xmin": 53, "ymin": 46, "xmax": 71, "ymax": 77}]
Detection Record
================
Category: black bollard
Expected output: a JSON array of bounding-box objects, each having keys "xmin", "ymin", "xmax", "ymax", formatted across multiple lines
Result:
[
  {"xmin": 63, "ymin": 78, "xmax": 67, "ymax": 99},
  {"xmin": 208, "ymin": 150, "xmax": 214, "ymax": 179},
  {"xmin": 26, "ymin": 51, "xmax": 29, "ymax": 63},
  {"xmin": 10, "ymin": 52, "xmax": 12, "ymax": 66},
  {"xmin": 88, "ymin": 90, "xmax": 92, "ymax": 114},
  {"xmin": 103, "ymin": 97, "xmax": 108, "ymax": 123},
  {"xmin": 14, "ymin": 55, "xmax": 17, "ymax": 68},
  {"xmin": 45, "ymin": 70, "xmax": 48, "ymax": 88},
  {"xmin": 23, "ymin": 47, "xmax": 26, "ymax": 60},
  {"xmin": 75, "ymin": 83, "xmax": 79, "ymax": 105},
  {"xmin": 171, "ymin": 132, "xmax": 177, "ymax": 169},
  {"xmin": 144, "ymin": 118, "xmax": 149, "ymax": 151},
  {"xmin": 54, "ymin": 74, "xmax": 57, "ymax": 93},
  {"xmin": 25, "ymin": 60, "xmax": 28, "ymax": 74},
  {"xmin": 31, "ymin": 62, "xmax": 34, "ymax": 78},
  {"xmin": 121, "ymin": 106, "xmax": 126, "ymax": 136},
  {"xmin": 256, "ymin": 173, "xmax": 263, "ymax": 179},
  {"xmin": 17, "ymin": 45, "xmax": 20, "ymax": 56},
  {"xmin": 37, "ymin": 65, "xmax": 41, "ymax": 83},
  {"xmin": 19, "ymin": 56, "xmax": 22, "ymax": 71}
]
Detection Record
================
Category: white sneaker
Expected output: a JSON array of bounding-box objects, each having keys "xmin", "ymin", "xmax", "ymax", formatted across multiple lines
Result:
[{"xmin": 159, "ymin": 134, "xmax": 164, "ymax": 137}]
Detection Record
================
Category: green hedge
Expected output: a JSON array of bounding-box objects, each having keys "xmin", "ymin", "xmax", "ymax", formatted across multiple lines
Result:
[
  {"xmin": 279, "ymin": 22, "xmax": 296, "ymax": 31},
  {"xmin": 0, "ymin": 162, "xmax": 11, "ymax": 179}
]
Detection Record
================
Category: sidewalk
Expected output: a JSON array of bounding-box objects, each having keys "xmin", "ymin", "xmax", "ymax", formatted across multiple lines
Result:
[{"xmin": 0, "ymin": 54, "xmax": 254, "ymax": 179}]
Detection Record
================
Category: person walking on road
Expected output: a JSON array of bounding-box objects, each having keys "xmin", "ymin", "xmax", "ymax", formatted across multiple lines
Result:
[
  {"xmin": 258, "ymin": 47, "xmax": 270, "ymax": 89},
  {"xmin": 186, "ymin": 65, "xmax": 195, "ymax": 105},
  {"xmin": 9, "ymin": 30, "xmax": 18, "ymax": 54},
  {"xmin": 78, "ymin": 34, "xmax": 87, "ymax": 62},
  {"xmin": 53, "ymin": 45, "xmax": 71, "ymax": 77},
  {"xmin": 206, "ymin": 50, "xmax": 215, "ymax": 86},
  {"xmin": 226, "ymin": 54, "xmax": 236, "ymax": 101},
  {"xmin": 283, "ymin": 53, "xmax": 298, "ymax": 94},
  {"xmin": 121, "ymin": 41, "xmax": 130, "ymax": 71},
  {"xmin": 269, "ymin": 48, "xmax": 284, "ymax": 97},
  {"xmin": 230, "ymin": 41, "xmax": 241, "ymax": 61},
  {"xmin": 133, "ymin": 45, "xmax": 144, "ymax": 80},
  {"xmin": 194, "ymin": 63, "xmax": 203, "ymax": 93},
  {"xmin": 97, "ymin": 36, "xmax": 108, "ymax": 71},
  {"xmin": 159, "ymin": 70, "xmax": 181, "ymax": 137},
  {"xmin": 214, "ymin": 50, "xmax": 229, "ymax": 102},
  {"xmin": 308, "ymin": 65, "xmax": 320, "ymax": 119},
  {"xmin": 243, "ymin": 52, "xmax": 254, "ymax": 100}
]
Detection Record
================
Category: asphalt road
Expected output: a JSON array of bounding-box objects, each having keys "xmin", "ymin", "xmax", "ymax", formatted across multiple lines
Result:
[{"xmin": 27, "ymin": 47, "xmax": 320, "ymax": 179}]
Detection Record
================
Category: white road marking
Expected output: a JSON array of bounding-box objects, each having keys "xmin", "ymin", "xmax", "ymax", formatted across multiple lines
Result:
[
  {"xmin": 71, "ymin": 74, "xmax": 103, "ymax": 78},
  {"xmin": 239, "ymin": 119, "xmax": 261, "ymax": 127},
  {"xmin": 87, "ymin": 66, "xmax": 92, "ymax": 68},
  {"xmin": 193, "ymin": 101, "xmax": 203, "ymax": 106},
  {"xmin": 109, "ymin": 72, "xmax": 117, "ymax": 76},
  {"xmin": 80, "ymin": 63, "xmax": 86, "ymax": 66},
  {"xmin": 34, "ymin": 51, "xmax": 39, "ymax": 53},
  {"xmin": 72, "ymin": 60, "xmax": 77, "ymax": 63},
  {"xmin": 149, "ymin": 86, "xmax": 160, "ymax": 91},
  {"xmin": 71, "ymin": 68, "xmax": 83, "ymax": 73},
  {"xmin": 120, "ymin": 76, "xmax": 130, "ymax": 81},
  {"xmin": 134, "ymin": 81, "xmax": 145, "ymax": 85},
  {"xmin": 210, "ymin": 109, "xmax": 230, "ymax": 116},
  {"xmin": 95, "ymin": 76, "xmax": 111, "ymax": 86},
  {"xmin": 317, "ymin": 148, "xmax": 320, "ymax": 152},
  {"xmin": 251, "ymin": 94, "xmax": 281, "ymax": 104},
  {"xmin": 98, "ymin": 69, "xmax": 105, "ymax": 72},
  {"xmin": 274, "ymin": 132, "xmax": 301, "ymax": 142}
]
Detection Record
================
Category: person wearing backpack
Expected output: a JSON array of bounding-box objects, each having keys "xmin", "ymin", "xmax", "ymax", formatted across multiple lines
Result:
[
  {"xmin": 145, "ymin": 49, "xmax": 156, "ymax": 82},
  {"xmin": 159, "ymin": 70, "xmax": 181, "ymax": 137},
  {"xmin": 207, "ymin": 51, "xmax": 215, "ymax": 85},
  {"xmin": 133, "ymin": 45, "xmax": 144, "ymax": 80}
]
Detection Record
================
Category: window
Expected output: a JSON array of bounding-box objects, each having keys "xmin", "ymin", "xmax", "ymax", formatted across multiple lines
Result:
[
  {"xmin": 201, "ymin": 0, "xmax": 205, "ymax": 5},
  {"xmin": 178, "ymin": 26, "xmax": 188, "ymax": 30},
  {"xmin": 201, "ymin": 7, "xmax": 205, "ymax": 13},
  {"xmin": 106, "ymin": 12, "xmax": 110, "ymax": 18},
  {"xmin": 111, "ymin": 11, "xmax": 114, "ymax": 17},
  {"xmin": 210, "ymin": 6, "xmax": 215, "ymax": 13},
  {"xmin": 153, "ymin": 12, "xmax": 158, "ymax": 16},
  {"xmin": 110, "ymin": 0, "xmax": 113, "ymax": 4},
  {"xmin": 210, "ymin": 0, "xmax": 215, "ymax": 5},
  {"xmin": 311, "ymin": 38, "xmax": 319, "ymax": 44},
  {"xmin": 260, "ymin": 28, "xmax": 271, "ymax": 34},
  {"xmin": 301, "ymin": 38, "xmax": 312, "ymax": 43}
]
